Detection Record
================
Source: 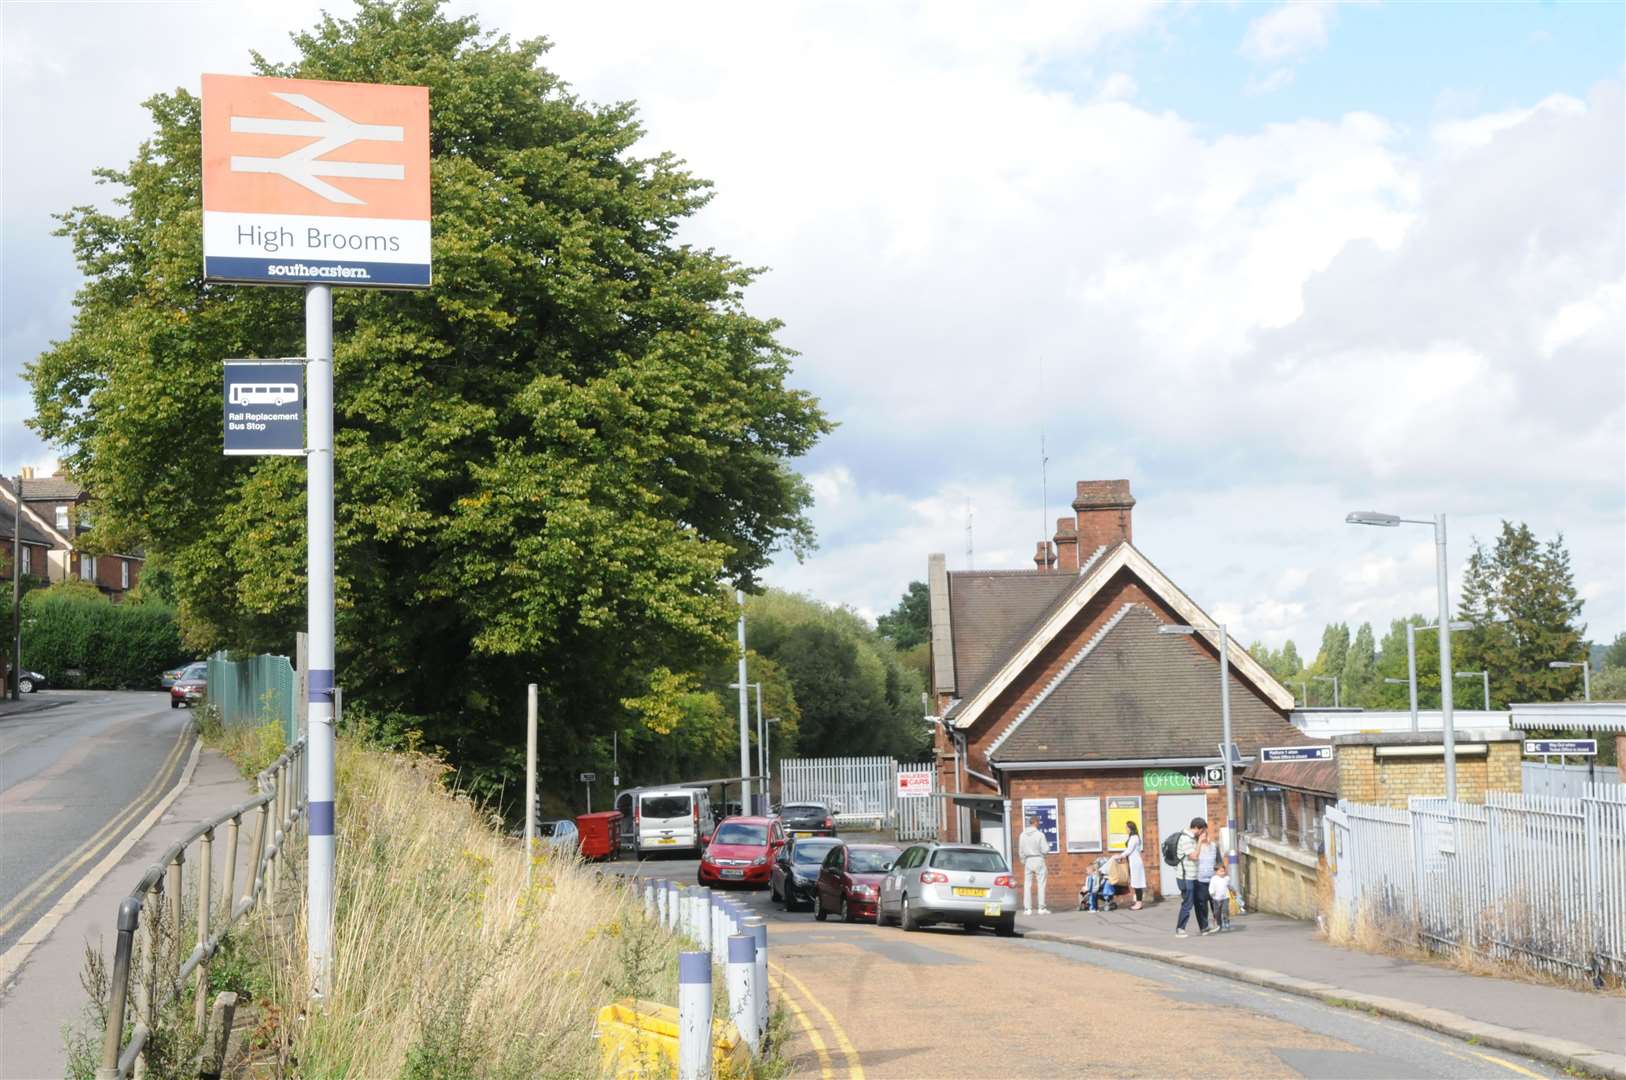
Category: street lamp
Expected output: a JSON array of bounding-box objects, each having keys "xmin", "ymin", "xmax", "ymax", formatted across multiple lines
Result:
[
  {"xmin": 1455, "ymin": 670, "xmax": 1491, "ymax": 710},
  {"xmin": 1548, "ymin": 661, "xmax": 1592, "ymax": 702},
  {"xmin": 1401, "ymin": 620, "xmax": 1473, "ymax": 733},
  {"xmin": 729, "ymin": 680, "xmax": 766, "ymax": 811},
  {"xmin": 1347, "ymin": 510, "xmax": 1461, "ymax": 801},
  {"xmin": 1159, "ymin": 622, "xmax": 1241, "ymax": 890},
  {"xmin": 1312, "ymin": 674, "xmax": 1340, "ymax": 708}
]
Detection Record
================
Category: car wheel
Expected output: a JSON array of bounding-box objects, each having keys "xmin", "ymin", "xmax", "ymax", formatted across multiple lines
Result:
[
  {"xmin": 901, "ymin": 896, "xmax": 919, "ymax": 932},
  {"xmin": 18, "ymin": 678, "xmax": 34, "ymax": 694},
  {"xmin": 995, "ymin": 915, "xmax": 1017, "ymax": 937},
  {"xmin": 841, "ymin": 896, "xmax": 855, "ymax": 923},
  {"xmin": 814, "ymin": 892, "xmax": 828, "ymax": 921},
  {"xmin": 961, "ymin": 920, "xmax": 978, "ymax": 933}
]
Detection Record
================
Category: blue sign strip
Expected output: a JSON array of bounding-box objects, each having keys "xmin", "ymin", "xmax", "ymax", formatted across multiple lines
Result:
[
  {"xmin": 1524, "ymin": 739, "xmax": 1597, "ymax": 755},
  {"xmin": 205, "ymin": 255, "xmax": 431, "ymax": 289},
  {"xmin": 1260, "ymin": 745, "xmax": 1334, "ymax": 763}
]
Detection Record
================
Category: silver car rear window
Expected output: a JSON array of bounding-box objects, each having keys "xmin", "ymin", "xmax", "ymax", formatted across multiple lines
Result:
[
  {"xmin": 641, "ymin": 795, "xmax": 692, "ymax": 819},
  {"xmin": 929, "ymin": 848, "xmax": 1006, "ymax": 872}
]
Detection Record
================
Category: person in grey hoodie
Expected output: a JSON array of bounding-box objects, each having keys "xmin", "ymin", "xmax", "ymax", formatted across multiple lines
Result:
[{"xmin": 1019, "ymin": 815, "xmax": 1051, "ymax": 915}]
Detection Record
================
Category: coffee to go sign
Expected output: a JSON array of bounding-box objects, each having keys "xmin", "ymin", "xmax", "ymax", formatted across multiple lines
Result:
[{"xmin": 1143, "ymin": 766, "xmax": 1224, "ymax": 793}]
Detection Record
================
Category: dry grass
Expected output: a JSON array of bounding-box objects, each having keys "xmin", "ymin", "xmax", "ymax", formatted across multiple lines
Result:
[{"xmin": 256, "ymin": 741, "xmax": 681, "ymax": 1078}]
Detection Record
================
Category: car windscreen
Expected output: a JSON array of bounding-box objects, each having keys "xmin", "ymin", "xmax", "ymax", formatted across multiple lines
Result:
[
  {"xmin": 641, "ymin": 795, "xmax": 693, "ymax": 819},
  {"xmin": 182, "ymin": 663, "xmax": 208, "ymax": 679},
  {"xmin": 929, "ymin": 848, "xmax": 1007, "ymax": 872},
  {"xmin": 712, "ymin": 822, "xmax": 767, "ymax": 846},
  {"xmin": 782, "ymin": 804, "xmax": 824, "ymax": 817},
  {"xmin": 538, "ymin": 822, "xmax": 558, "ymax": 837},
  {"xmin": 848, "ymin": 849, "xmax": 898, "ymax": 873},
  {"xmin": 791, "ymin": 840, "xmax": 839, "ymax": 865}
]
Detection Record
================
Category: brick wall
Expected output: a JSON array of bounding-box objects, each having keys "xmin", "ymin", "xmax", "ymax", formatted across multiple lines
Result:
[{"xmin": 1333, "ymin": 737, "xmax": 1523, "ymax": 809}]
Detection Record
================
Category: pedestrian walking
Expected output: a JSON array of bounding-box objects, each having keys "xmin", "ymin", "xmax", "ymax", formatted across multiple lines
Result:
[
  {"xmin": 1169, "ymin": 817, "xmax": 1208, "ymax": 938},
  {"xmin": 1208, "ymin": 863, "xmax": 1233, "ymax": 932},
  {"xmin": 1112, "ymin": 819, "xmax": 1147, "ymax": 910},
  {"xmin": 1019, "ymin": 815, "xmax": 1051, "ymax": 915},
  {"xmin": 1194, "ymin": 825, "xmax": 1219, "ymax": 933}
]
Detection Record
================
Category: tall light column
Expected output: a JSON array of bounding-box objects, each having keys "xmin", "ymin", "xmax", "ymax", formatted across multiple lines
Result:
[
  {"xmin": 1548, "ymin": 660, "xmax": 1591, "ymax": 701},
  {"xmin": 735, "ymin": 590, "xmax": 751, "ymax": 810},
  {"xmin": 1159, "ymin": 622, "xmax": 1240, "ymax": 891}
]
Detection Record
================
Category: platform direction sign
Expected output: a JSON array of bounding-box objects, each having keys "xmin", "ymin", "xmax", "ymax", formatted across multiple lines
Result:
[
  {"xmin": 1524, "ymin": 739, "xmax": 1596, "ymax": 756},
  {"xmin": 201, "ymin": 74, "xmax": 431, "ymax": 288},
  {"xmin": 1259, "ymin": 745, "xmax": 1334, "ymax": 763}
]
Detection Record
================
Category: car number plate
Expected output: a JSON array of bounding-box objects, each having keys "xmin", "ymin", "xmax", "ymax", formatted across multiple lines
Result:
[
  {"xmin": 952, "ymin": 886, "xmax": 989, "ymax": 897},
  {"xmin": 794, "ymin": 831, "xmax": 812, "ymax": 838},
  {"xmin": 983, "ymin": 902, "xmax": 1003, "ymax": 917},
  {"xmin": 656, "ymin": 837, "xmax": 678, "ymax": 845},
  {"xmin": 720, "ymin": 869, "xmax": 744, "ymax": 879}
]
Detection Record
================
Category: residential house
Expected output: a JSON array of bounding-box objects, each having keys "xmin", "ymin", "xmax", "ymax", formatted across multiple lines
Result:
[{"xmin": 11, "ymin": 467, "xmax": 144, "ymax": 600}]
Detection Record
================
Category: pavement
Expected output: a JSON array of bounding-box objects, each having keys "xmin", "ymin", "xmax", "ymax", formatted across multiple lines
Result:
[
  {"xmin": 1014, "ymin": 895, "xmax": 1626, "ymax": 1079},
  {"xmin": 0, "ymin": 693, "xmax": 262, "ymax": 1080},
  {"xmin": 0, "ymin": 695, "xmax": 65, "ymax": 719}
]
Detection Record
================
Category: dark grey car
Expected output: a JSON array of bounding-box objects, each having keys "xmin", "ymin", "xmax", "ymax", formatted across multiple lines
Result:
[{"xmin": 780, "ymin": 801, "xmax": 836, "ymax": 838}]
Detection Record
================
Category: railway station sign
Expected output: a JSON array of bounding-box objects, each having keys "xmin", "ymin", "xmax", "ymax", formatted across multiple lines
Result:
[
  {"xmin": 223, "ymin": 361, "xmax": 305, "ymax": 455},
  {"xmin": 1524, "ymin": 739, "xmax": 1596, "ymax": 756},
  {"xmin": 201, "ymin": 74, "xmax": 432, "ymax": 288},
  {"xmin": 1260, "ymin": 745, "xmax": 1334, "ymax": 763}
]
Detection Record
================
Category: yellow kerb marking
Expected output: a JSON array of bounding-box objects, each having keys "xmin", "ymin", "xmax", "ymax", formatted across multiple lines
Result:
[
  {"xmin": 772, "ymin": 961, "xmax": 866, "ymax": 1079},
  {"xmin": 1471, "ymin": 1051, "xmax": 1546, "ymax": 1079},
  {"xmin": 772, "ymin": 974, "xmax": 834, "ymax": 1080}
]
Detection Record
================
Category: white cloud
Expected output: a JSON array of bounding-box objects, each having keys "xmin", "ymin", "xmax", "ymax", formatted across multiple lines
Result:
[{"xmin": 1241, "ymin": 3, "xmax": 1338, "ymax": 64}]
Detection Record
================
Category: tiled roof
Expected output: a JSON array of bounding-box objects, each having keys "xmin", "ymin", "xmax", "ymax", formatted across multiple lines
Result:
[
  {"xmin": 990, "ymin": 603, "xmax": 1304, "ymax": 764},
  {"xmin": 0, "ymin": 512, "xmax": 54, "ymax": 547},
  {"xmin": 19, "ymin": 477, "xmax": 84, "ymax": 501},
  {"xmin": 944, "ymin": 567, "xmax": 1084, "ymax": 709}
]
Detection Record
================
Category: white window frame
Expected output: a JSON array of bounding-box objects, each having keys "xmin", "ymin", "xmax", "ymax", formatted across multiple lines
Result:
[
  {"xmin": 55, "ymin": 505, "xmax": 69, "ymax": 531},
  {"xmin": 1063, "ymin": 796, "xmax": 1103, "ymax": 853},
  {"xmin": 80, "ymin": 552, "xmax": 95, "ymax": 580},
  {"xmin": 19, "ymin": 546, "xmax": 30, "ymax": 576},
  {"xmin": 121, "ymin": 558, "xmax": 130, "ymax": 589}
]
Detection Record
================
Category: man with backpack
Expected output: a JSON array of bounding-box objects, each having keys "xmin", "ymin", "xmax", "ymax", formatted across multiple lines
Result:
[{"xmin": 1162, "ymin": 817, "xmax": 1209, "ymax": 938}]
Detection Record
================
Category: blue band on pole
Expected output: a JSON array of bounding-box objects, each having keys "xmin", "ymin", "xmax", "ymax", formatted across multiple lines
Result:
[
  {"xmin": 309, "ymin": 800, "xmax": 335, "ymax": 836},
  {"xmin": 308, "ymin": 668, "xmax": 335, "ymax": 702},
  {"xmin": 749, "ymin": 922, "xmax": 766, "ymax": 947},
  {"xmin": 728, "ymin": 934, "xmax": 755, "ymax": 963},
  {"xmin": 678, "ymin": 951, "xmax": 711, "ymax": 983}
]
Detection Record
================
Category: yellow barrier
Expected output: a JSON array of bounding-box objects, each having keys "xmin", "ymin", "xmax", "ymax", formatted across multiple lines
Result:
[{"xmin": 595, "ymin": 998, "xmax": 750, "ymax": 1078}]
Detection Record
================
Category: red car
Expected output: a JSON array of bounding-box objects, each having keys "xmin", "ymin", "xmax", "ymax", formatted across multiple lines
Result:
[
  {"xmin": 814, "ymin": 842, "xmax": 901, "ymax": 922},
  {"xmin": 697, "ymin": 816, "xmax": 785, "ymax": 888},
  {"xmin": 170, "ymin": 662, "xmax": 207, "ymax": 709}
]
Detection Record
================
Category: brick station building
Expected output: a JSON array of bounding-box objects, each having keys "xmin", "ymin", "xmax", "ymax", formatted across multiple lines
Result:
[{"xmin": 925, "ymin": 479, "xmax": 1306, "ymax": 901}]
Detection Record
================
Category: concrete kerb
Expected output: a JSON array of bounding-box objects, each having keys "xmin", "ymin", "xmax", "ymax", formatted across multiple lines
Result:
[
  {"xmin": 0, "ymin": 697, "xmax": 66, "ymax": 720},
  {"xmin": 1023, "ymin": 930, "xmax": 1626, "ymax": 1080}
]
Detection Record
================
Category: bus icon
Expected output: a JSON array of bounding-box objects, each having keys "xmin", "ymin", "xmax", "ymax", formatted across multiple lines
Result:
[{"xmin": 229, "ymin": 382, "xmax": 300, "ymax": 406}]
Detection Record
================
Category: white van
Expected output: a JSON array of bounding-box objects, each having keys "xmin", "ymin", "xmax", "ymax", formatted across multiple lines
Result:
[{"xmin": 624, "ymin": 787, "xmax": 712, "ymax": 855}]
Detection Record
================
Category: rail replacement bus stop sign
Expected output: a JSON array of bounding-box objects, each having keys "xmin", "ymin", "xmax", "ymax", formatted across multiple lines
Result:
[
  {"xmin": 224, "ymin": 361, "xmax": 305, "ymax": 455},
  {"xmin": 201, "ymin": 74, "xmax": 431, "ymax": 288}
]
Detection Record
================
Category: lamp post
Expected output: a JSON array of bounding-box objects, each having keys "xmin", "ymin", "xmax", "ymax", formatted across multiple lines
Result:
[
  {"xmin": 735, "ymin": 590, "xmax": 752, "ymax": 811},
  {"xmin": 729, "ymin": 680, "xmax": 765, "ymax": 812},
  {"xmin": 1402, "ymin": 620, "xmax": 1475, "ymax": 732},
  {"xmin": 1548, "ymin": 660, "xmax": 1592, "ymax": 702},
  {"xmin": 765, "ymin": 717, "xmax": 781, "ymax": 806},
  {"xmin": 1312, "ymin": 674, "xmax": 1340, "ymax": 708},
  {"xmin": 1159, "ymin": 622, "xmax": 1240, "ymax": 891},
  {"xmin": 1297, "ymin": 681, "xmax": 1309, "ymax": 708},
  {"xmin": 1455, "ymin": 670, "xmax": 1490, "ymax": 711},
  {"xmin": 1347, "ymin": 511, "xmax": 1460, "ymax": 801}
]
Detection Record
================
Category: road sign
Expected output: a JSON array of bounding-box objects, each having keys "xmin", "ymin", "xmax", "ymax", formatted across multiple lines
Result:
[
  {"xmin": 580, "ymin": 772, "xmax": 597, "ymax": 783},
  {"xmin": 1260, "ymin": 745, "xmax": 1334, "ymax": 763},
  {"xmin": 202, "ymin": 74, "xmax": 431, "ymax": 288},
  {"xmin": 896, "ymin": 770, "xmax": 932, "ymax": 799},
  {"xmin": 223, "ymin": 361, "xmax": 305, "ymax": 455},
  {"xmin": 1524, "ymin": 739, "xmax": 1597, "ymax": 756}
]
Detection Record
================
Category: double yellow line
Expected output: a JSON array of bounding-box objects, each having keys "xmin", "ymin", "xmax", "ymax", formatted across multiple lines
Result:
[
  {"xmin": 770, "ymin": 960, "xmax": 865, "ymax": 1080},
  {"xmin": 0, "ymin": 725, "xmax": 192, "ymax": 939}
]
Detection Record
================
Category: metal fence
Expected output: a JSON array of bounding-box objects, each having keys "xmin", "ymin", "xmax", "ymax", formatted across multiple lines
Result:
[
  {"xmin": 207, "ymin": 651, "xmax": 298, "ymax": 742},
  {"xmin": 779, "ymin": 756, "xmax": 938, "ymax": 838},
  {"xmin": 1522, "ymin": 761, "xmax": 1622, "ymax": 799},
  {"xmin": 1326, "ymin": 784, "xmax": 1626, "ymax": 985},
  {"xmin": 96, "ymin": 737, "xmax": 308, "ymax": 1078}
]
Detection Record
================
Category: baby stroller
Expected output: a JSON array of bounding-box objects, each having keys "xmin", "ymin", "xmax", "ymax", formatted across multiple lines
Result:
[{"xmin": 1079, "ymin": 857, "xmax": 1118, "ymax": 912}]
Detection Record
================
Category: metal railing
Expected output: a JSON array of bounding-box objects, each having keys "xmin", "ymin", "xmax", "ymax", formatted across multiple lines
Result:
[{"xmin": 96, "ymin": 736, "xmax": 308, "ymax": 1079}]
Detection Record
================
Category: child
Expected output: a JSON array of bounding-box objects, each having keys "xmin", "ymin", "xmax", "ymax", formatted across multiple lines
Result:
[{"xmin": 1207, "ymin": 863, "xmax": 1233, "ymax": 932}]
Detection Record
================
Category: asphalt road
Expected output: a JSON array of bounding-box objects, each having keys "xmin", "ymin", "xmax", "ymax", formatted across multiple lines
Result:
[
  {"xmin": 0, "ymin": 691, "xmax": 193, "ymax": 957},
  {"xmin": 607, "ymin": 844, "xmax": 1565, "ymax": 1079}
]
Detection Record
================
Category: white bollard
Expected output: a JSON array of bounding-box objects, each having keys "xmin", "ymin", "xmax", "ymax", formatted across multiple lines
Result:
[
  {"xmin": 644, "ymin": 881, "xmax": 655, "ymax": 920},
  {"xmin": 726, "ymin": 933, "xmax": 759, "ymax": 1055},
  {"xmin": 711, "ymin": 901, "xmax": 725, "ymax": 965},
  {"xmin": 667, "ymin": 882, "xmax": 679, "ymax": 932},
  {"xmin": 694, "ymin": 887, "xmax": 712, "ymax": 955},
  {"xmin": 744, "ymin": 916, "xmax": 768, "ymax": 1042},
  {"xmin": 677, "ymin": 950, "xmax": 712, "ymax": 1080},
  {"xmin": 657, "ymin": 882, "xmax": 669, "ymax": 927}
]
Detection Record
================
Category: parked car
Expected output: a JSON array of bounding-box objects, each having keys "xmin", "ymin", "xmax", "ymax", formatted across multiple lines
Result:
[
  {"xmin": 6, "ymin": 667, "xmax": 47, "ymax": 694},
  {"xmin": 780, "ymin": 801, "xmax": 837, "ymax": 838},
  {"xmin": 169, "ymin": 662, "xmax": 207, "ymax": 709},
  {"xmin": 160, "ymin": 662, "xmax": 200, "ymax": 689},
  {"xmin": 815, "ymin": 843, "xmax": 901, "ymax": 923},
  {"xmin": 622, "ymin": 787, "xmax": 713, "ymax": 856},
  {"xmin": 535, "ymin": 819, "xmax": 580, "ymax": 851},
  {"xmin": 771, "ymin": 835, "xmax": 843, "ymax": 910},
  {"xmin": 697, "ymin": 816, "xmax": 784, "ymax": 889},
  {"xmin": 877, "ymin": 842, "xmax": 1017, "ymax": 935}
]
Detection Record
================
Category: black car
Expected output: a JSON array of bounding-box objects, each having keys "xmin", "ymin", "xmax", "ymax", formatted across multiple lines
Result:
[
  {"xmin": 6, "ymin": 667, "xmax": 47, "ymax": 694},
  {"xmin": 771, "ymin": 835, "xmax": 842, "ymax": 910},
  {"xmin": 780, "ymin": 801, "xmax": 837, "ymax": 838}
]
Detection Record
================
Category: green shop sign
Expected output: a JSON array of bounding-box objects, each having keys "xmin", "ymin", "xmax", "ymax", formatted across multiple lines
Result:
[{"xmin": 1143, "ymin": 766, "xmax": 1224, "ymax": 793}]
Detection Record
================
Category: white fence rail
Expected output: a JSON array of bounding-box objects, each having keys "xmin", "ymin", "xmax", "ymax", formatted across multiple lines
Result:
[
  {"xmin": 1326, "ymin": 784, "xmax": 1626, "ymax": 985},
  {"xmin": 1522, "ymin": 761, "xmax": 1621, "ymax": 799},
  {"xmin": 779, "ymin": 756, "xmax": 938, "ymax": 839}
]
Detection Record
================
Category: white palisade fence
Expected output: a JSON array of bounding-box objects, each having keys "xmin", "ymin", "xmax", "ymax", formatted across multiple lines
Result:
[
  {"xmin": 779, "ymin": 756, "xmax": 939, "ymax": 838},
  {"xmin": 1325, "ymin": 784, "xmax": 1626, "ymax": 985}
]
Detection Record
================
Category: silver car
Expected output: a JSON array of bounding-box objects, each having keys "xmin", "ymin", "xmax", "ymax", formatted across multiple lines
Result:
[{"xmin": 877, "ymin": 842, "xmax": 1017, "ymax": 936}]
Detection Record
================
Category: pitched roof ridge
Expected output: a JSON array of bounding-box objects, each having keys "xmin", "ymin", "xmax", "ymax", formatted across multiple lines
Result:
[{"xmin": 986, "ymin": 601, "xmax": 1143, "ymax": 760}]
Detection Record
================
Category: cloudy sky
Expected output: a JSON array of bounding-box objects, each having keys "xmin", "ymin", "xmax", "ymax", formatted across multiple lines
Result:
[{"xmin": 3, "ymin": 1, "xmax": 1622, "ymax": 655}]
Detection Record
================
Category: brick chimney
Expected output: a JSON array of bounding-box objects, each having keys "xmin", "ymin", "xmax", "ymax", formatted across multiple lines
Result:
[
  {"xmin": 1032, "ymin": 541, "xmax": 1057, "ymax": 570},
  {"xmin": 1053, "ymin": 517, "xmax": 1079, "ymax": 571},
  {"xmin": 1072, "ymin": 479, "xmax": 1135, "ymax": 550}
]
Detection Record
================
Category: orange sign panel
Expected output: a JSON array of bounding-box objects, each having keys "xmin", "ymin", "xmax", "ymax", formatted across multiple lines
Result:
[{"xmin": 201, "ymin": 74, "xmax": 430, "ymax": 288}]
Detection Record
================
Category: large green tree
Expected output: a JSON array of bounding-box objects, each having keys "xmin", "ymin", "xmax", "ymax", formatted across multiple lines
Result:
[
  {"xmin": 876, "ymin": 581, "xmax": 930, "ymax": 649},
  {"xmin": 26, "ymin": 0, "xmax": 830, "ymax": 800}
]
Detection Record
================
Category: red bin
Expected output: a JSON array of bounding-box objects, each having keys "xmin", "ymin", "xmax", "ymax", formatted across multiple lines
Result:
[{"xmin": 575, "ymin": 810, "xmax": 623, "ymax": 861}]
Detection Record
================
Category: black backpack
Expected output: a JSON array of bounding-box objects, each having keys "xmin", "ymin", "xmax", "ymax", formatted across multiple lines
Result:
[{"xmin": 1161, "ymin": 832, "xmax": 1182, "ymax": 867}]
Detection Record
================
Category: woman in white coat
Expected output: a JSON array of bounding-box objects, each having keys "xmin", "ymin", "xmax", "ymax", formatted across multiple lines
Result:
[{"xmin": 1113, "ymin": 820, "xmax": 1148, "ymax": 910}]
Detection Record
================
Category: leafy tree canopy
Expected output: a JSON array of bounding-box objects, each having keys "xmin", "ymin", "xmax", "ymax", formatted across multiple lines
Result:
[
  {"xmin": 26, "ymin": 0, "xmax": 830, "ymax": 801},
  {"xmin": 876, "ymin": 581, "xmax": 930, "ymax": 650}
]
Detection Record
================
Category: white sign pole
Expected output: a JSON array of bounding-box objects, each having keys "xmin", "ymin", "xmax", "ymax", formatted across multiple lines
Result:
[
  {"xmin": 526, "ymin": 683, "xmax": 538, "ymax": 889},
  {"xmin": 306, "ymin": 283, "xmax": 336, "ymax": 999}
]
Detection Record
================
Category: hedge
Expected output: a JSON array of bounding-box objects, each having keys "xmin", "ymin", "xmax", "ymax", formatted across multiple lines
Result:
[{"xmin": 22, "ymin": 582, "xmax": 187, "ymax": 689}]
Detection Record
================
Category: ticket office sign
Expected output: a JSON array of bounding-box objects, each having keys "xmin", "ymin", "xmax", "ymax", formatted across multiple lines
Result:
[{"xmin": 201, "ymin": 74, "xmax": 431, "ymax": 288}]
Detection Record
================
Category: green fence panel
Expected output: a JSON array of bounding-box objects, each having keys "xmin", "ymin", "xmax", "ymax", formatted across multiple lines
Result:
[{"xmin": 207, "ymin": 650, "xmax": 297, "ymax": 742}]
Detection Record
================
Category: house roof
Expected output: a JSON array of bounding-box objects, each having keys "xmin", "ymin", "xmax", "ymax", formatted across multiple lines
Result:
[
  {"xmin": 18, "ymin": 476, "xmax": 85, "ymax": 502},
  {"xmin": 0, "ymin": 478, "xmax": 71, "ymax": 548},
  {"xmin": 0, "ymin": 510, "xmax": 54, "ymax": 547},
  {"xmin": 989, "ymin": 604, "xmax": 1306, "ymax": 764},
  {"xmin": 945, "ymin": 542, "xmax": 1295, "ymax": 729}
]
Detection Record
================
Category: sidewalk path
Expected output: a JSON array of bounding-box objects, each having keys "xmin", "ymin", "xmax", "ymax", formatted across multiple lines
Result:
[
  {"xmin": 0, "ymin": 745, "xmax": 260, "ymax": 1080},
  {"xmin": 1017, "ymin": 900, "xmax": 1626, "ymax": 1078}
]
